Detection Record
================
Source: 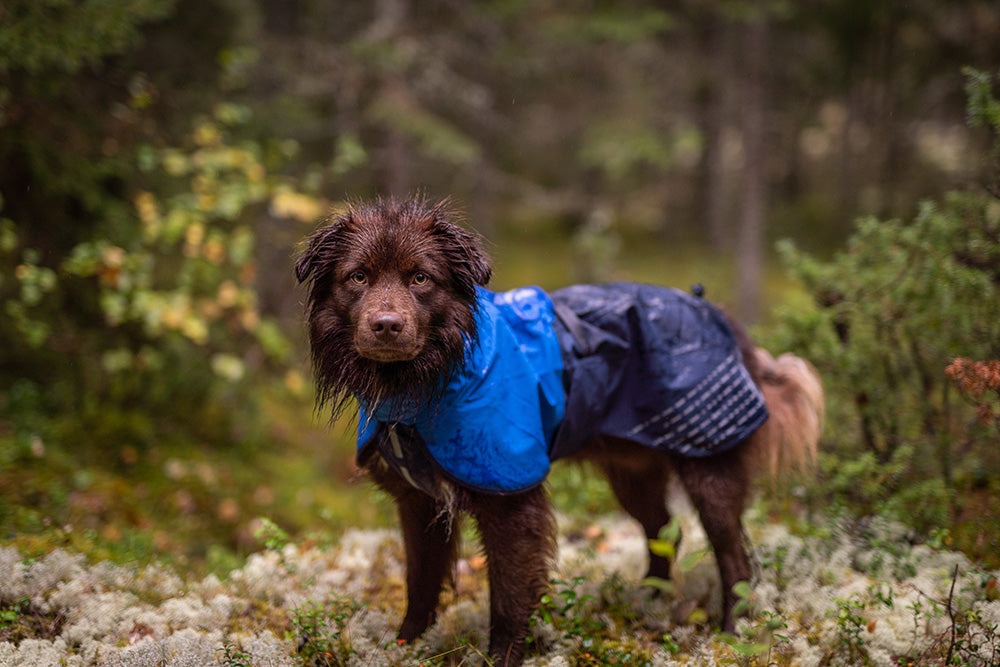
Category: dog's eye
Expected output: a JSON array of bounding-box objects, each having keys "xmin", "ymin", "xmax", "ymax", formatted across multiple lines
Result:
[
  {"xmin": 350, "ymin": 271, "xmax": 367, "ymax": 285},
  {"xmin": 412, "ymin": 273, "xmax": 428, "ymax": 286}
]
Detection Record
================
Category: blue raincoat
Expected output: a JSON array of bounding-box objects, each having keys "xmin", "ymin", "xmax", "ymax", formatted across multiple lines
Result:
[{"xmin": 357, "ymin": 283, "xmax": 768, "ymax": 494}]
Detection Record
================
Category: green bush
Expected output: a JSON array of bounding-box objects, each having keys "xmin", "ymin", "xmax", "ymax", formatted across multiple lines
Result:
[
  {"xmin": 1, "ymin": 106, "xmax": 319, "ymax": 437},
  {"xmin": 766, "ymin": 70, "xmax": 1000, "ymax": 549}
]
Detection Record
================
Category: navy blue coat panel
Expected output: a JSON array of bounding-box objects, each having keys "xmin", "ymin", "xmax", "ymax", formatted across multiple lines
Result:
[
  {"xmin": 357, "ymin": 283, "xmax": 769, "ymax": 495},
  {"xmin": 549, "ymin": 283, "xmax": 768, "ymax": 461}
]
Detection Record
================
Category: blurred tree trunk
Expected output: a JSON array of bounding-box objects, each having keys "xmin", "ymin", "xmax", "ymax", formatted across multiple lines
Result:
[
  {"xmin": 873, "ymin": 15, "xmax": 902, "ymax": 217},
  {"xmin": 736, "ymin": 4, "xmax": 768, "ymax": 324},
  {"xmin": 369, "ymin": 0, "xmax": 412, "ymax": 197},
  {"xmin": 695, "ymin": 10, "xmax": 733, "ymax": 252},
  {"xmin": 380, "ymin": 76, "xmax": 413, "ymax": 198},
  {"xmin": 466, "ymin": 158, "xmax": 496, "ymax": 240},
  {"xmin": 252, "ymin": 0, "xmax": 303, "ymax": 330},
  {"xmin": 261, "ymin": 0, "xmax": 299, "ymax": 34}
]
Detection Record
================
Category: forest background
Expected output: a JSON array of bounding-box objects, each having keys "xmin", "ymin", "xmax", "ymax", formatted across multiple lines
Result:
[{"xmin": 1, "ymin": 0, "xmax": 1000, "ymax": 640}]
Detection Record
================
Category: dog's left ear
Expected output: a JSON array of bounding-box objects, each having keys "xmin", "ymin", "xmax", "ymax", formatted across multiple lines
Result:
[
  {"xmin": 295, "ymin": 218, "xmax": 344, "ymax": 285},
  {"xmin": 294, "ymin": 241, "xmax": 318, "ymax": 285},
  {"xmin": 430, "ymin": 211, "xmax": 493, "ymax": 295},
  {"xmin": 294, "ymin": 233, "xmax": 322, "ymax": 285}
]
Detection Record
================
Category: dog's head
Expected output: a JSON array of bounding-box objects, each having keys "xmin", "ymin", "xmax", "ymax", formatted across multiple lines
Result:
[{"xmin": 296, "ymin": 196, "xmax": 492, "ymax": 414}]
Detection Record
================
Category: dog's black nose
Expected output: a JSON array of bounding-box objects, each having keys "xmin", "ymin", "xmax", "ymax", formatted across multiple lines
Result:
[{"xmin": 370, "ymin": 312, "xmax": 405, "ymax": 338}]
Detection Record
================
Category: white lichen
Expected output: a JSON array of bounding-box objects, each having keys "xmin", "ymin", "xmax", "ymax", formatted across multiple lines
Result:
[{"xmin": 0, "ymin": 513, "xmax": 997, "ymax": 666}]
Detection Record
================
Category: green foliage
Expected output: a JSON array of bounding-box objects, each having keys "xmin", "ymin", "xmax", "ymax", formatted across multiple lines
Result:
[
  {"xmin": 814, "ymin": 445, "xmax": 953, "ymax": 537},
  {"xmin": 531, "ymin": 576, "xmax": 663, "ymax": 665},
  {"xmin": 1, "ymin": 104, "xmax": 318, "ymax": 429},
  {"xmin": 578, "ymin": 119, "xmax": 676, "ymax": 182},
  {"xmin": 545, "ymin": 6, "xmax": 675, "ymax": 45},
  {"xmin": 813, "ymin": 569, "xmax": 1000, "ymax": 666},
  {"xmin": 546, "ymin": 462, "xmax": 619, "ymax": 517},
  {"xmin": 828, "ymin": 592, "xmax": 873, "ymax": 661},
  {"xmin": 0, "ymin": 0, "xmax": 174, "ymax": 74},
  {"xmin": 770, "ymin": 186, "xmax": 1000, "ymax": 539},
  {"xmin": 965, "ymin": 67, "xmax": 1000, "ymax": 151},
  {"xmin": 369, "ymin": 98, "xmax": 481, "ymax": 167}
]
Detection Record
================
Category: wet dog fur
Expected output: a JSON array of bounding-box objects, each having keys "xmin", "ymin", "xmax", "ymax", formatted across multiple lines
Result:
[{"xmin": 296, "ymin": 196, "xmax": 824, "ymax": 666}]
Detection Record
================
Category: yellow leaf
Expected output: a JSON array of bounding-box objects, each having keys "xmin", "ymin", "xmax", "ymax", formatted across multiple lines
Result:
[
  {"xmin": 203, "ymin": 238, "xmax": 225, "ymax": 265},
  {"xmin": 193, "ymin": 122, "xmax": 221, "ymax": 146},
  {"xmin": 270, "ymin": 188, "xmax": 322, "ymax": 223},
  {"xmin": 101, "ymin": 245, "xmax": 126, "ymax": 268},
  {"xmin": 134, "ymin": 191, "xmax": 160, "ymax": 228},
  {"xmin": 284, "ymin": 370, "xmax": 306, "ymax": 396},
  {"xmin": 239, "ymin": 308, "xmax": 260, "ymax": 332},
  {"xmin": 181, "ymin": 316, "xmax": 209, "ymax": 344},
  {"xmin": 217, "ymin": 281, "xmax": 238, "ymax": 308}
]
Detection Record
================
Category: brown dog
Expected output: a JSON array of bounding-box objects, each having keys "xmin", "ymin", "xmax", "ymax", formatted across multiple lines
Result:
[{"xmin": 296, "ymin": 196, "xmax": 823, "ymax": 666}]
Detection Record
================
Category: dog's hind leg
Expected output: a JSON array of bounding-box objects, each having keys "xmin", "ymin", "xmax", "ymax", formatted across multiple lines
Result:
[
  {"xmin": 672, "ymin": 450, "xmax": 752, "ymax": 633},
  {"xmin": 469, "ymin": 486, "xmax": 555, "ymax": 667},
  {"xmin": 594, "ymin": 446, "xmax": 674, "ymax": 581}
]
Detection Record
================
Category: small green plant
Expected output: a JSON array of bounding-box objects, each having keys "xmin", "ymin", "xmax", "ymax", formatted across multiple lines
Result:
[
  {"xmin": 573, "ymin": 636, "xmax": 656, "ymax": 666},
  {"xmin": 826, "ymin": 584, "xmax": 894, "ymax": 664},
  {"xmin": 647, "ymin": 517, "xmax": 682, "ymax": 563},
  {"xmin": 731, "ymin": 580, "xmax": 756, "ymax": 618},
  {"xmin": 830, "ymin": 594, "xmax": 868, "ymax": 660},
  {"xmin": 254, "ymin": 517, "xmax": 297, "ymax": 574},
  {"xmin": 659, "ymin": 631, "xmax": 682, "ymax": 656},
  {"xmin": 0, "ymin": 596, "xmax": 64, "ymax": 644},
  {"xmin": 715, "ymin": 581, "xmax": 790, "ymax": 667},
  {"xmin": 290, "ymin": 598, "xmax": 360, "ymax": 666},
  {"xmin": 757, "ymin": 542, "xmax": 792, "ymax": 590},
  {"xmin": 641, "ymin": 518, "xmax": 681, "ymax": 596},
  {"xmin": 720, "ymin": 610, "xmax": 790, "ymax": 667},
  {"xmin": 533, "ymin": 576, "xmax": 601, "ymax": 643},
  {"xmin": 898, "ymin": 565, "xmax": 1000, "ymax": 666},
  {"xmin": 0, "ymin": 598, "xmax": 26, "ymax": 629},
  {"xmin": 532, "ymin": 576, "xmax": 667, "ymax": 664},
  {"xmin": 254, "ymin": 517, "xmax": 291, "ymax": 552},
  {"xmin": 218, "ymin": 639, "xmax": 253, "ymax": 667},
  {"xmin": 642, "ymin": 517, "xmax": 713, "ymax": 624}
]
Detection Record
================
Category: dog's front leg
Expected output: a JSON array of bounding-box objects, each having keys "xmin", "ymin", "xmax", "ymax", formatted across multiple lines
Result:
[
  {"xmin": 397, "ymin": 488, "xmax": 458, "ymax": 640},
  {"xmin": 369, "ymin": 463, "xmax": 458, "ymax": 641},
  {"xmin": 469, "ymin": 486, "xmax": 555, "ymax": 667}
]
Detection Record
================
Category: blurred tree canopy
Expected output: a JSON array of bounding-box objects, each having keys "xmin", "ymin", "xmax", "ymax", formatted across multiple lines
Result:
[
  {"xmin": 1, "ymin": 0, "xmax": 1000, "ymax": 565},
  {"xmin": 3, "ymin": 0, "xmax": 998, "ymax": 414}
]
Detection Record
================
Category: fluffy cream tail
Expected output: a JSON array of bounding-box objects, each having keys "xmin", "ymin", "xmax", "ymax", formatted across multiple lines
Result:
[{"xmin": 746, "ymin": 348, "xmax": 825, "ymax": 479}]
